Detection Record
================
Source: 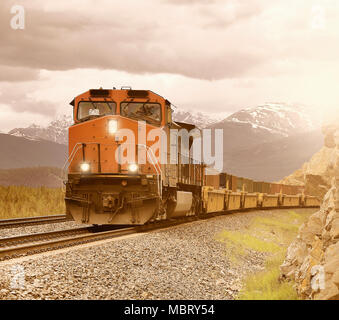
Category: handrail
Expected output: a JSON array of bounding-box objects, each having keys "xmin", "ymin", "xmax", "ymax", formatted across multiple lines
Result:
[
  {"xmin": 62, "ymin": 142, "xmax": 84, "ymax": 191},
  {"xmin": 137, "ymin": 143, "xmax": 163, "ymax": 197}
]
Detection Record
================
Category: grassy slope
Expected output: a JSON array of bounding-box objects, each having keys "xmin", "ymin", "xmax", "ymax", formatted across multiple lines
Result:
[
  {"xmin": 0, "ymin": 186, "xmax": 65, "ymax": 219},
  {"xmin": 216, "ymin": 209, "xmax": 315, "ymax": 300}
]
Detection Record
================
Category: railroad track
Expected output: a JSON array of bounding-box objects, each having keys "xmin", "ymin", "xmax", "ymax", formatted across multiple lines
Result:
[
  {"xmin": 0, "ymin": 225, "xmax": 136, "ymax": 260},
  {"xmin": 0, "ymin": 215, "xmax": 204, "ymax": 260},
  {"xmin": 0, "ymin": 206, "xmax": 318, "ymax": 261},
  {"xmin": 0, "ymin": 215, "xmax": 68, "ymax": 229}
]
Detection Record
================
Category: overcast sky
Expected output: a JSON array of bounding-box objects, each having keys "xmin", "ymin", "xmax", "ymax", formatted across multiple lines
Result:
[{"xmin": 0, "ymin": 0, "xmax": 338, "ymax": 131}]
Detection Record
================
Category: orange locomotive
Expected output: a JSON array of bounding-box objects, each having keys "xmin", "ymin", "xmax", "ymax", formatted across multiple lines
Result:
[{"xmin": 65, "ymin": 87, "xmax": 204, "ymax": 225}]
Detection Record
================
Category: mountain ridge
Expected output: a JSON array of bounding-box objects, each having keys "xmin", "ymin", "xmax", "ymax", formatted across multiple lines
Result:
[
  {"xmin": 0, "ymin": 133, "xmax": 67, "ymax": 169},
  {"xmin": 8, "ymin": 114, "xmax": 71, "ymax": 145},
  {"xmin": 2, "ymin": 102, "xmax": 322, "ymax": 182}
]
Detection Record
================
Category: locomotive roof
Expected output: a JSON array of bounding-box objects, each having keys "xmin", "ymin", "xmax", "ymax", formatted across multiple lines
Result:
[{"xmin": 70, "ymin": 88, "xmax": 171, "ymax": 106}]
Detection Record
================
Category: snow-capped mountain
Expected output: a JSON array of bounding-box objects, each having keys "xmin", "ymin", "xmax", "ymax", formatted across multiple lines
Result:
[
  {"xmin": 206, "ymin": 102, "xmax": 322, "ymax": 181},
  {"xmin": 8, "ymin": 115, "xmax": 72, "ymax": 145},
  {"xmin": 219, "ymin": 102, "xmax": 318, "ymax": 137},
  {"xmin": 172, "ymin": 109, "xmax": 229, "ymax": 128}
]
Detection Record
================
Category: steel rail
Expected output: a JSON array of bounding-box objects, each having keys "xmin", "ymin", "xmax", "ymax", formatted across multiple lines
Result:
[
  {"xmin": 0, "ymin": 226, "xmax": 91, "ymax": 247},
  {"xmin": 0, "ymin": 215, "xmax": 68, "ymax": 229},
  {"xmin": 0, "ymin": 226, "xmax": 136, "ymax": 260}
]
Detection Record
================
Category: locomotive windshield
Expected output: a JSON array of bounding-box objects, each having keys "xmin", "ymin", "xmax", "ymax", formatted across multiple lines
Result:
[
  {"xmin": 120, "ymin": 102, "xmax": 161, "ymax": 125},
  {"xmin": 77, "ymin": 101, "xmax": 117, "ymax": 121}
]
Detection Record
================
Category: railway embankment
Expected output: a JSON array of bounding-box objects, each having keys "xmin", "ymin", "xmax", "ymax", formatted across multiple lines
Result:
[
  {"xmin": 0, "ymin": 208, "xmax": 316, "ymax": 300},
  {"xmin": 280, "ymin": 121, "xmax": 339, "ymax": 300}
]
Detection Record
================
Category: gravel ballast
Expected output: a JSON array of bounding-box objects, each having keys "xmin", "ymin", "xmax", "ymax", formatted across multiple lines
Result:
[{"xmin": 0, "ymin": 208, "xmax": 317, "ymax": 300}]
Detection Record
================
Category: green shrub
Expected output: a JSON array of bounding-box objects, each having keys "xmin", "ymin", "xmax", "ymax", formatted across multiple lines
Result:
[{"xmin": 237, "ymin": 252, "xmax": 298, "ymax": 300}]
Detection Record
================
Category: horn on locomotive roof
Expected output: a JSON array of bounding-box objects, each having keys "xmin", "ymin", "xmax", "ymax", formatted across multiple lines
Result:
[{"xmin": 121, "ymin": 86, "xmax": 132, "ymax": 90}]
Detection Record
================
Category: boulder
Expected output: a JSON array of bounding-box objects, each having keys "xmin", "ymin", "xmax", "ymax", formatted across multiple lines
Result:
[
  {"xmin": 324, "ymin": 256, "xmax": 339, "ymax": 274},
  {"xmin": 330, "ymin": 218, "xmax": 339, "ymax": 240},
  {"xmin": 332, "ymin": 270, "xmax": 339, "ymax": 286}
]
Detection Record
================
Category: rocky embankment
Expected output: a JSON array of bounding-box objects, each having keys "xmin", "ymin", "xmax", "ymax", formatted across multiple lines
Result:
[
  {"xmin": 280, "ymin": 122, "xmax": 338, "ymax": 199},
  {"xmin": 280, "ymin": 121, "xmax": 339, "ymax": 300}
]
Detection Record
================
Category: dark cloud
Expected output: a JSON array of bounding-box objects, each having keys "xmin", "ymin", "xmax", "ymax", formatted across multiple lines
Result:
[
  {"xmin": 0, "ymin": 0, "xmax": 269, "ymax": 81},
  {"xmin": 0, "ymin": 0, "xmax": 338, "ymax": 84}
]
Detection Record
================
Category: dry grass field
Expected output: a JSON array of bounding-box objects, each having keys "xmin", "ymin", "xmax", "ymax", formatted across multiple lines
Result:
[{"xmin": 0, "ymin": 185, "xmax": 65, "ymax": 219}]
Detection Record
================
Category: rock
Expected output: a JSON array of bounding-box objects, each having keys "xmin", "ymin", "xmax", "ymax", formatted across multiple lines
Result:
[
  {"xmin": 324, "ymin": 242, "xmax": 339, "ymax": 261},
  {"xmin": 280, "ymin": 239, "xmax": 308, "ymax": 280},
  {"xmin": 330, "ymin": 218, "xmax": 339, "ymax": 239},
  {"xmin": 309, "ymin": 238, "xmax": 324, "ymax": 262},
  {"xmin": 315, "ymin": 280, "xmax": 339, "ymax": 300},
  {"xmin": 332, "ymin": 271, "xmax": 339, "ymax": 286},
  {"xmin": 324, "ymin": 257, "xmax": 339, "ymax": 274},
  {"xmin": 216, "ymin": 279, "xmax": 226, "ymax": 286},
  {"xmin": 323, "ymin": 124, "xmax": 337, "ymax": 148},
  {"xmin": 299, "ymin": 223, "xmax": 318, "ymax": 245},
  {"xmin": 325, "ymin": 208, "xmax": 339, "ymax": 228},
  {"xmin": 229, "ymin": 284, "xmax": 241, "ymax": 292},
  {"xmin": 0, "ymin": 289, "xmax": 9, "ymax": 295}
]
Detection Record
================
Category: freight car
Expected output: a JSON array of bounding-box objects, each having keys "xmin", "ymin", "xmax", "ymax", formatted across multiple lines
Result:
[{"xmin": 64, "ymin": 88, "xmax": 320, "ymax": 225}]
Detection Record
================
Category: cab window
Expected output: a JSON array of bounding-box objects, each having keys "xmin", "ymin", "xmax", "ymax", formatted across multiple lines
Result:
[
  {"xmin": 77, "ymin": 101, "xmax": 116, "ymax": 121},
  {"xmin": 120, "ymin": 102, "xmax": 161, "ymax": 125}
]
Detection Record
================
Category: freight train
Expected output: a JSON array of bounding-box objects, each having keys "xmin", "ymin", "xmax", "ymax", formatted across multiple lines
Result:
[{"xmin": 64, "ymin": 88, "xmax": 320, "ymax": 225}]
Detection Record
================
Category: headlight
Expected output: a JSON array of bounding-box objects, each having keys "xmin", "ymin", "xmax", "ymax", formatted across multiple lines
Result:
[
  {"xmin": 128, "ymin": 164, "xmax": 138, "ymax": 173},
  {"xmin": 80, "ymin": 163, "xmax": 90, "ymax": 172},
  {"xmin": 108, "ymin": 119, "xmax": 118, "ymax": 134}
]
